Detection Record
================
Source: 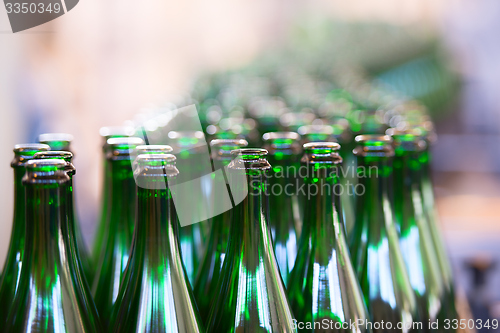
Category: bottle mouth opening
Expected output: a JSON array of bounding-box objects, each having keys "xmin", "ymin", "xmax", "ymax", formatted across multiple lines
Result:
[
  {"xmin": 23, "ymin": 159, "xmax": 70, "ymax": 184},
  {"xmin": 34, "ymin": 151, "xmax": 73, "ymax": 161},
  {"xmin": 106, "ymin": 137, "xmax": 145, "ymax": 160},
  {"xmin": 38, "ymin": 133, "xmax": 74, "ymax": 143},
  {"xmin": 355, "ymin": 134, "xmax": 392, "ymax": 144},
  {"xmin": 134, "ymin": 153, "xmax": 179, "ymax": 179},
  {"xmin": 231, "ymin": 148, "xmax": 268, "ymax": 159},
  {"xmin": 386, "ymin": 128, "xmax": 427, "ymax": 152},
  {"xmin": 210, "ymin": 139, "xmax": 248, "ymax": 148},
  {"xmin": 303, "ymin": 142, "xmax": 340, "ymax": 151},
  {"xmin": 135, "ymin": 144, "xmax": 174, "ymax": 154},
  {"xmin": 12, "ymin": 143, "xmax": 51, "ymax": 167}
]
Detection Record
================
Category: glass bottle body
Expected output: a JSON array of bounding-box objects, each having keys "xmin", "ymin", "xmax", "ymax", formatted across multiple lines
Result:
[{"xmin": 206, "ymin": 151, "xmax": 296, "ymax": 333}]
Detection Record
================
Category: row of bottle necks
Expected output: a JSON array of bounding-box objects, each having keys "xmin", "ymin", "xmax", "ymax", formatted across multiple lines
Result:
[{"xmin": 0, "ymin": 127, "xmax": 461, "ymax": 333}]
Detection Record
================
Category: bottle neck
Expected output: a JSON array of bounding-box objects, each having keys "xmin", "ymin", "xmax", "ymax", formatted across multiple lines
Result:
[
  {"xmin": 109, "ymin": 159, "xmax": 136, "ymax": 230},
  {"xmin": 13, "ymin": 166, "xmax": 26, "ymax": 230},
  {"xmin": 355, "ymin": 156, "xmax": 394, "ymax": 230},
  {"xmin": 302, "ymin": 164, "xmax": 342, "ymax": 240},
  {"xmin": 134, "ymin": 186, "xmax": 179, "ymax": 262},
  {"xmin": 229, "ymin": 171, "xmax": 273, "ymax": 271},
  {"xmin": 26, "ymin": 183, "xmax": 72, "ymax": 271}
]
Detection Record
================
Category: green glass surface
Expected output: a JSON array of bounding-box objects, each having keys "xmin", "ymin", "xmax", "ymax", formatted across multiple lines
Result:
[
  {"xmin": 262, "ymin": 132, "xmax": 301, "ymax": 286},
  {"xmin": 0, "ymin": 144, "xmax": 50, "ymax": 327},
  {"xmin": 92, "ymin": 128, "xmax": 136, "ymax": 269},
  {"xmin": 390, "ymin": 130, "xmax": 454, "ymax": 330},
  {"xmin": 350, "ymin": 135, "xmax": 421, "ymax": 333},
  {"xmin": 416, "ymin": 125, "xmax": 458, "ymax": 320},
  {"xmin": 287, "ymin": 142, "xmax": 371, "ymax": 333},
  {"xmin": 33, "ymin": 150, "xmax": 94, "ymax": 288},
  {"xmin": 110, "ymin": 154, "xmax": 204, "ymax": 333},
  {"xmin": 91, "ymin": 137, "xmax": 143, "ymax": 329},
  {"xmin": 206, "ymin": 149, "xmax": 296, "ymax": 333},
  {"xmin": 4, "ymin": 159, "xmax": 102, "ymax": 332},
  {"xmin": 194, "ymin": 139, "xmax": 248, "ymax": 323},
  {"xmin": 169, "ymin": 131, "xmax": 208, "ymax": 285}
]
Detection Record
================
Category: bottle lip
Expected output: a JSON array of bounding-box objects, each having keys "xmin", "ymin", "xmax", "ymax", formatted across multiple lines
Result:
[
  {"xmin": 38, "ymin": 132, "xmax": 74, "ymax": 142},
  {"xmin": 210, "ymin": 139, "xmax": 248, "ymax": 148},
  {"xmin": 301, "ymin": 142, "xmax": 342, "ymax": 165},
  {"xmin": 354, "ymin": 134, "xmax": 392, "ymax": 144},
  {"xmin": 106, "ymin": 137, "xmax": 144, "ymax": 160},
  {"xmin": 23, "ymin": 159, "xmax": 70, "ymax": 185},
  {"xmin": 353, "ymin": 134, "xmax": 394, "ymax": 157},
  {"xmin": 386, "ymin": 128, "xmax": 427, "ymax": 153},
  {"xmin": 33, "ymin": 151, "xmax": 75, "ymax": 175},
  {"xmin": 228, "ymin": 148, "xmax": 271, "ymax": 170},
  {"xmin": 11, "ymin": 143, "xmax": 51, "ymax": 167},
  {"xmin": 134, "ymin": 153, "xmax": 179, "ymax": 179},
  {"xmin": 135, "ymin": 144, "xmax": 174, "ymax": 154},
  {"xmin": 262, "ymin": 131, "xmax": 301, "ymax": 142}
]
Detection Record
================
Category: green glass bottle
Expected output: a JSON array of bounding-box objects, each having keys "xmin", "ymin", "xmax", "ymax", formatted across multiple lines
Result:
[
  {"xmin": 4, "ymin": 159, "xmax": 102, "ymax": 332},
  {"xmin": 0, "ymin": 143, "xmax": 50, "ymax": 326},
  {"xmin": 414, "ymin": 123, "xmax": 458, "ymax": 320},
  {"xmin": 388, "ymin": 128, "xmax": 453, "ymax": 330},
  {"xmin": 33, "ymin": 150, "xmax": 94, "ymax": 287},
  {"xmin": 92, "ymin": 126, "xmax": 135, "ymax": 268},
  {"xmin": 262, "ymin": 132, "xmax": 301, "ymax": 287},
  {"xmin": 287, "ymin": 142, "xmax": 371, "ymax": 333},
  {"xmin": 110, "ymin": 153, "xmax": 204, "ymax": 333},
  {"xmin": 193, "ymin": 138, "xmax": 248, "ymax": 323},
  {"xmin": 350, "ymin": 135, "xmax": 421, "ymax": 332},
  {"xmin": 168, "ymin": 130, "xmax": 209, "ymax": 285},
  {"xmin": 37, "ymin": 132, "xmax": 93, "ymax": 282},
  {"xmin": 91, "ymin": 137, "xmax": 143, "ymax": 328},
  {"xmin": 206, "ymin": 148, "xmax": 296, "ymax": 333},
  {"xmin": 39, "ymin": 132, "xmax": 74, "ymax": 151}
]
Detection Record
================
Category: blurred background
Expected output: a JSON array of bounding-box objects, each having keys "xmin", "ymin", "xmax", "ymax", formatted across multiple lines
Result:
[{"xmin": 1, "ymin": 0, "xmax": 500, "ymax": 327}]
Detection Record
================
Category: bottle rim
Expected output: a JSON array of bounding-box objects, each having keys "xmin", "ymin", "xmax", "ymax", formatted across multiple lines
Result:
[{"xmin": 12, "ymin": 143, "xmax": 51, "ymax": 168}]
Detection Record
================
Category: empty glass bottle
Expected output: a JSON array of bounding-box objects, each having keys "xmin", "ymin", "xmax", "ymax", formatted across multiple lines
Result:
[
  {"xmin": 33, "ymin": 150, "xmax": 94, "ymax": 287},
  {"xmin": 206, "ymin": 148, "xmax": 296, "ymax": 333},
  {"xmin": 262, "ymin": 132, "xmax": 301, "ymax": 286},
  {"xmin": 0, "ymin": 143, "xmax": 50, "ymax": 327},
  {"xmin": 92, "ymin": 127, "xmax": 136, "ymax": 267},
  {"xmin": 91, "ymin": 137, "xmax": 143, "ymax": 328},
  {"xmin": 37, "ymin": 133, "xmax": 92, "ymax": 282},
  {"xmin": 39, "ymin": 132, "xmax": 74, "ymax": 151},
  {"xmin": 4, "ymin": 159, "xmax": 102, "ymax": 332},
  {"xmin": 287, "ymin": 141, "xmax": 371, "ymax": 333},
  {"xmin": 168, "ymin": 130, "xmax": 210, "ymax": 285},
  {"xmin": 388, "ymin": 129, "xmax": 453, "ymax": 330},
  {"xmin": 350, "ymin": 135, "xmax": 421, "ymax": 333},
  {"xmin": 110, "ymin": 153, "xmax": 204, "ymax": 333},
  {"xmin": 193, "ymin": 138, "xmax": 248, "ymax": 323}
]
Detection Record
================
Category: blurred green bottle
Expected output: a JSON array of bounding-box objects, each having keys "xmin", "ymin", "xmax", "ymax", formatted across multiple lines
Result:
[
  {"xmin": 193, "ymin": 138, "xmax": 248, "ymax": 323},
  {"xmin": 206, "ymin": 148, "xmax": 296, "ymax": 333},
  {"xmin": 4, "ymin": 159, "xmax": 102, "ymax": 332},
  {"xmin": 110, "ymin": 153, "xmax": 204, "ymax": 332},
  {"xmin": 91, "ymin": 137, "xmax": 143, "ymax": 328},
  {"xmin": 38, "ymin": 132, "xmax": 94, "ymax": 284},
  {"xmin": 168, "ymin": 130, "xmax": 210, "ymax": 285},
  {"xmin": 287, "ymin": 142, "xmax": 371, "ymax": 333},
  {"xmin": 414, "ymin": 122, "xmax": 458, "ymax": 319},
  {"xmin": 262, "ymin": 132, "xmax": 301, "ymax": 286},
  {"xmin": 389, "ymin": 129, "xmax": 454, "ymax": 330},
  {"xmin": 92, "ymin": 126, "xmax": 135, "ymax": 267},
  {"xmin": 0, "ymin": 143, "xmax": 50, "ymax": 326},
  {"xmin": 350, "ymin": 135, "xmax": 421, "ymax": 333}
]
